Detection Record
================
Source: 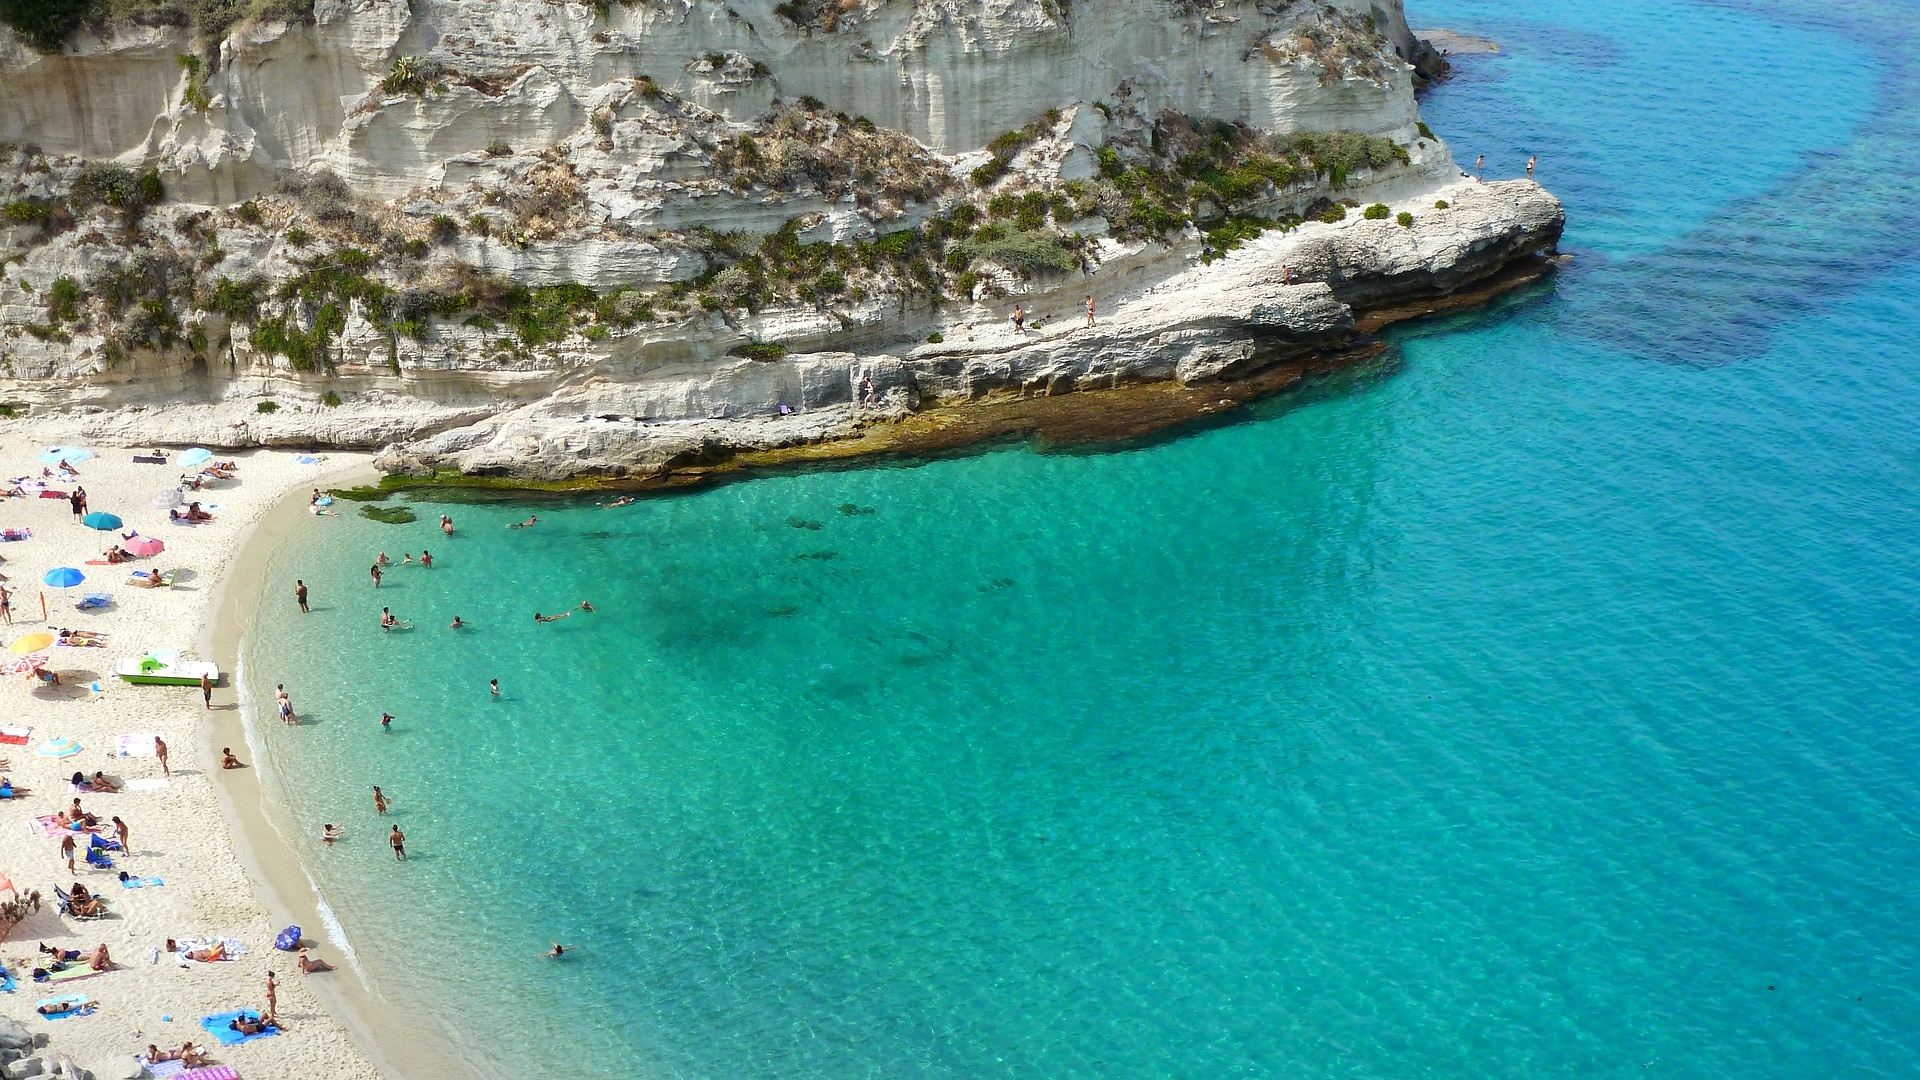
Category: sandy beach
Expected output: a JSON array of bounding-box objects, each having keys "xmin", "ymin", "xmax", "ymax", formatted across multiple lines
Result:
[{"xmin": 0, "ymin": 418, "xmax": 389, "ymax": 1078}]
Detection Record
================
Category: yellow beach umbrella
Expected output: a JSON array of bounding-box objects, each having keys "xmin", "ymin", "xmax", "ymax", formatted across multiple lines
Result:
[{"xmin": 9, "ymin": 632, "xmax": 55, "ymax": 655}]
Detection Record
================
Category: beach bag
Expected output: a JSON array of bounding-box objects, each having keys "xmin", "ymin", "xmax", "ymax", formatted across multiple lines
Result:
[{"xmin": 273, "ymin": 925, "xmax": 302, "ymax": 951}]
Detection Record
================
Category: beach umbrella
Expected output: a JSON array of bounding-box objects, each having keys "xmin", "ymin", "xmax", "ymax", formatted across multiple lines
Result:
[
  {"xmin": 41, "ymin": 568, "xmax": 84, "ymax": 588},
  {"xmin": 124, "ymin": 535, "xmax": 164, "ymax": 557},
  {"xmin": 8, "ymin": 632, "xmax": 55, "ymax": 655},
  {"xmin": 35, "ymin": 446, "xmax": 94, "ymax": 465},
  {"xmin": 35, "ymin": 736, "xmax": 81, "ymax": 758},
  {"xmin": 81, "ymin": 512, "xmax": 123, "ymax": 531},
  {"xmin": 1, "ymin": 654, "xmax": 47, "ymax": 676},
  {"xmin": 176, "ymin": 448, "xmax": 213, "ymax": 468},
  {"xmin": 150, "ymin": 489, "xmax": 183, "ymax": 510}
]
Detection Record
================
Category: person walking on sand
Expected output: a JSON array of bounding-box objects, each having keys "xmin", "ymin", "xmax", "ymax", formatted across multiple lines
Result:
[
  {"xmin": 373, "ymin": 786, "xmax": 389, "ymax": 815},
  {"xmin": 155, "ymin": 735, "xmax": 169, "ymax": 777},
  {"xmin": 1085, "ymin": 295, "xmax": 1096, "ymax": 328},
  {"xmin": 295, "ymin": 579, "xmax": 309, "ymax": 613},
  {"xmin": 1526, "ymin": 154, "xmax": 1537, "ymax": 180},
  {"xmin": 370, "ymin": 563, "xmax": 382, "ymax": 589},
  {"xmin": 201, "ymin": 672, "xmax": 213, "ymax": 710},
  {"xmin": 1475, "ymin": 153, "xmax": 1485, "ymax": 181},
  {"xmin": 68, "ymin": 487, "xmax": 84, "ymax": 521},
  {"xmin": 389, "ymin": 824, "xmax": 406, "ymax": 860},
  {"xmin": 1011, "ymin": 305, "xmax": 1026, "ymax": 333},
  {"xmin": 61, "ymin": 833, "xmax": 76, "ymax": 873},
  {"xmin": 113, "ymin": 815, "xmax": 128, "ymax": 853},
  {"xmin": 265, "ymin": 970, "xmax": 278, "ymax": 1022},
  {"xmin": 0, "ymin": 583, "xmax": 12, "ymax": 626}
]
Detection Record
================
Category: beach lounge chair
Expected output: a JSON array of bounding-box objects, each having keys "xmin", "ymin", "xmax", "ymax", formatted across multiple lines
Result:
[
  {"xmin": 52, "ymin": 884, "xmax": 107, "ymax": 920},
  {"xmin": 75, "ymin": 592, "xmax": 112, "ymax": 611},
  {"xmin": 127, "ymin": 570, "xmax": 175, "ymax": 588}
]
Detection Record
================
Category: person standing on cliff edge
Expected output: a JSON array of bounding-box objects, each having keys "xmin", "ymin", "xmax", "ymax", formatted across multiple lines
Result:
[
  {"xmin": 1012, "ymin": 305, "xmax": 1026, "ymax": 333},
  {"xmin": 1475, "ymin": 154, "xmax": 1485, "ymax": 181},
  {"xmin": 1527, "ymin": 155, "xmax": 1537, "ymax": 180},
  {"xmin": 1085, "ymin": 295, "xmax": 1096, "ymax": 327}
]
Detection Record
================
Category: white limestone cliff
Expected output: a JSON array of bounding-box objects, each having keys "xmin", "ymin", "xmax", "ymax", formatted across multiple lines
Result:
[{"xmin": 0, "ymin": 0, "xmax": 1559, "ymax": 482}]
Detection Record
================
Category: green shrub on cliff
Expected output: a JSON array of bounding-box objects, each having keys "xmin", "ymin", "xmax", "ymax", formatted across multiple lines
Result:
[
  {"xmin": 1363, "ymin": 203, "xmax": 1390, "ymax": 219},
  {"xmin": 0, "ymin": 0, "xmax": 90, "ymax": 51},
  {"xmin": 1397, "ymin": 211, "xmax": 1414, "ymax": 228},
  {"xmin": 1319, "ymin": 204, "xmax": 1347, "ymax": 224},
  {"xmin": 46, "ymin": 277, "xmax": 82, "ymax": 323}
]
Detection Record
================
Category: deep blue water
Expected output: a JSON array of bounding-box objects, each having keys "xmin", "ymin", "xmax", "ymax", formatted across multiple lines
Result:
[{"xmin": 243, "ymin": 1, "xmax": 1920, "ymax": 1076}]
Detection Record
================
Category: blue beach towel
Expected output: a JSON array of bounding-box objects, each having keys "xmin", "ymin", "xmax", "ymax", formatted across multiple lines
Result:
[
  {"xmin": 0, "ymin": 968, "xmax": 16, "ymax": 993},
  {"xmin": 201, "ymin": 1010, "xmax": 280, "ymax": 1046},
  {"xmin": 119, "ymin": 876, "xmax": 164, "ymax": 888},
  {"xmin": 35, "ymin": 994, "xmax": 91, "ymax": 1019}
]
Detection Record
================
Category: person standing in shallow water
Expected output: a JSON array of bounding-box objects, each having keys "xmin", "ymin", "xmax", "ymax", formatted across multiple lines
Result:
[
  {"xmin": 389, "ymin": 824, "xmax": 406, "ymax": 860},
  {"xmin": 370, "ymin": 563, "xmax": 382, "ymax": 588},
  {"xmin": 295, "ymin": 579, "xmax": 308, "ymax": 613}
]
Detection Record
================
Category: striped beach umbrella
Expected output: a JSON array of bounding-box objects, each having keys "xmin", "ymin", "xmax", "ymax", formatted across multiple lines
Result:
[
  {"xmin": 1, "ymin": 653, "xmax": 48, "ymax": 676},
  {"xmin": 35, "ymin": 736, "xmax": 81, "ymax": 757}
]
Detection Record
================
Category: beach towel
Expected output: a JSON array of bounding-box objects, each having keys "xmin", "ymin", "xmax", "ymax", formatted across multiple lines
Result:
[
  {"xmin": 119, "ymin": 875, "xmax": 164, "ymax": 888},
  {"xmin": 126, "ymin": 778, "xmax": 171, "ymax": 792},
  {"xmin": 295, "ymin": 454, "xmax": 324, "ymax": 465},
  {"xmin": 38, "ymin": 489, "xmax": 67, "ymax": 499},
  {"xmin": 114, "ymin": 733, "xmax": 159, "ymax": 757},
  {"xmin": 140, "ymin": 1060, "xmax": 187, "ymax": 1079},
  {"xmin": 0, "ymin": 967, "xmax": 16, "ymax": 993},
  {"xmin": 176, "ymin": 938, "xmax": 245, "ymax": 963},
  {"xmin": 32, "ymin": 815, "xmax": 99, "ymax": 837},
  {"xmin": 0, "ymin": 527, "xmax": 29, "ymax": 541},
  {"xmin": 184, "ymin": 1066, "xmax": 240, "ymax": 1080},
  {"xmin": 200, "ymin": 1011, "xmax": 279, "ymax": 1046},
  {"xmin": 34, "ymin": 993, "xmax": 91, "ymax": 1018},
  {"xmin": 41, "ymin": 965, "xmax": 103, "ymax": 985},
  {"xmin": 0, "ymin": 726, "xmax": 30, "ymax": 746},
  {"xmin": 133, "ymin": 455, "xmax": 167, "ymax": 465}
]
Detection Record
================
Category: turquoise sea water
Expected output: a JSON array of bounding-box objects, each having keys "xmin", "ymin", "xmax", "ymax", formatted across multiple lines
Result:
[{"xmin": 243, "ymin": 1, "xmax": 1920, "ymax": 1076}]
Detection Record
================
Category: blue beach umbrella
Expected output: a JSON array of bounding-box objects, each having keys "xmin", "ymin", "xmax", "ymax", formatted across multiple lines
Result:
[
  {"xmin": 36, "ymin": 446, "xmax": 94, "ymax": 465},
  {"xmin": 81, "ymin": 512, "xmax": 123, "ymax": 531},
  {"xmin": 42, "ymin": 567, "xmax": 85, "ymax": 588},
  {"xmin": 176, "ymin": 448, "xmax": 213, "ymax": 468}
]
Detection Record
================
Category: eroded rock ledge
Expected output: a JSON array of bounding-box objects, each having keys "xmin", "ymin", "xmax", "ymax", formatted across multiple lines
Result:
[{"xmin": 371, "ymin": 178, "xmax": 1564, "ymax": 484}]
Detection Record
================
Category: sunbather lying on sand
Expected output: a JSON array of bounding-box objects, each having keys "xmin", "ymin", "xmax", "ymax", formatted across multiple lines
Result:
[
  {"xmin": 57, "ymin": 628, "xmax": 106, "ymax": 646},
  {"xmin": 36, "ymin": 999, "xmax": 91, "ymax": 1016},
  {"xmin": 145, "ymin": 1043, "xmax": 212, "ymax": 1067},
  {"xmin": 183, "ymin": 941, "xmax": 228, "ymax": 963}
]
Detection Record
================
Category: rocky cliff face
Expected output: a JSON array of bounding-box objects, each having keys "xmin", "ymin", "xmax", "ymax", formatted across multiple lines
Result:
[{"xmin": 0, "ymin": 0, "xmax": 1560, "ymax": 481}]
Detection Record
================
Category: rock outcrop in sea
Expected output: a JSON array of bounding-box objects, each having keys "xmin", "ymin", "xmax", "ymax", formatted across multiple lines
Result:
[{"xmin": 0, "ymin": 0, "xmax": 1562, "ymax": 484}]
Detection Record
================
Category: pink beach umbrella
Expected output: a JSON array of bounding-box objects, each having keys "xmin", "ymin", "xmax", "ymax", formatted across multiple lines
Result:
[
  {"xmin": 0, "ymin": 653, "xmax": 48, "ymax": 677},
  {"xmin": 124, "ymin": 535, "xmax": 165, "ymax": 557}
]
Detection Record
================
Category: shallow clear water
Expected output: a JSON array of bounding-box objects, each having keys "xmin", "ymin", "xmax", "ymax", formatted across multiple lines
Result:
[{"xmin": 244, "ymin": 1, "xmax": 1920, "ymax": 1076}]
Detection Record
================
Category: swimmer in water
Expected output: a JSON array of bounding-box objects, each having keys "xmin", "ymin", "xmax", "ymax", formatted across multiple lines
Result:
[
  {"xmin": 380, "ymin": 711, "xmax": 393, "ymax": 732},
  {"xmin": 322, "ymin": 824, "xmax": 342, "ymax": 845},
  {"xmin": 547, "ymin": 942, "xmax": 574, "ymax": 958},
  {"xmin": 577, "ymin": 600, "xmax": 595, "ymax": 613},
  {"xmin": 449, "ymin": 615, "xmax": 464, "ymax": 629},
  {"xmin": 508, "ymin": 515, "xmax": 537, "ymax": 529},
  {"xmin": 490, "ymin": 679, "xmax": 499, "ymax": 696},
  {"xmin": 533, "ymin": 611, "xmax": 570, "ymax": 623},
  {"xmin": 440, "ymin": 514, "xmax": 454, "ymax": 537},
  {"xmin": 603, "ymin": 496, "xmax": 634, "ymax": 508}
]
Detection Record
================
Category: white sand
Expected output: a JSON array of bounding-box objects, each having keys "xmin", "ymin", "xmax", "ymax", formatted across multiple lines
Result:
[{"xmin": 0, "ymin": 419, "xmax": 385, "ymax": 1078}]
